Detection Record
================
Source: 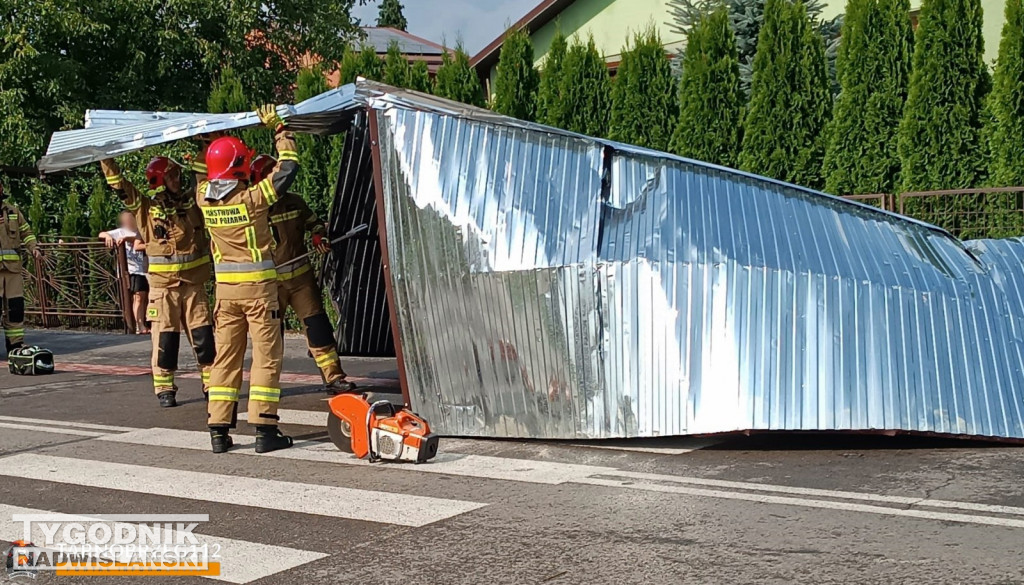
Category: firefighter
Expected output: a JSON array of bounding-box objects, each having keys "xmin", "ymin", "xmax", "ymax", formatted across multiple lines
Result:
[
  {"xmin": 198, "ymin": 105, "xmax": 296, "ymax": 454},
  {"xmin": 0, "ymin": 182, "xmax": 40, "ymax": 354},
  {"xmin": 250, "ymin": 155, "xmax": 357, "ymax": 394},
  {"xmin": 99, "ymin": 149, "xmax": 215, "ymax": 408}
]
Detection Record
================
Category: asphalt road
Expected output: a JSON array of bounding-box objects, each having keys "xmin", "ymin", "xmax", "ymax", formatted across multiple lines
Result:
[{"xmin": 1, "ymin": 330, "xmax": 1023, "ymax": 584}]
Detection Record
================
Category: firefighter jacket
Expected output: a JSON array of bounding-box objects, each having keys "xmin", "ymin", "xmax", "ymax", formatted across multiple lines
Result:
[
  {"xmin": 100, "ymin": 159, "xmax": 212, "ymax": 289},
  {"xmin": 0, "ymin": 201, "xmax": 37, "ymax": 273},
  {"xmin": 269, "ymin": 192, "xmax": 326, "ymax": 282},
  {"xmin": 197, "ymin": 129, "xmax": 299, "ymax": 300}
]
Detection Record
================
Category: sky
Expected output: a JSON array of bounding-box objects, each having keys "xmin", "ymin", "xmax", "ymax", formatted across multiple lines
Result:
[{"xmin": 352, "ymin": 0, "xmax": 540, "ymax": 54}]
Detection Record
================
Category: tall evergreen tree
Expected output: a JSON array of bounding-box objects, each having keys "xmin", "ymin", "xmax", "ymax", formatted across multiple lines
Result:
[
  {"xmin": 293, "ymin": 66, "xmax": 338, "ymax": 220},
  {"xmin": 537, "ymin": 30, "xmax": 569, "ymax": 125},
  {"xmin": 671, "ymin": 7, "xmax": 742, "ymax": 167},
  {"xmin": 383, "ymin": 41, "xmax": 412, "ymax": 87},
  {"xmin": 376, "ymin": 0, "xmax": 408, "ymax": 30},
  {"xmin": 739, "ymin": 0, "xmax": 832, "ymax": 189},
  {"xmin": 898, "ymin": 0, "xmax": 987, "ymax": 191},
  {"xmin": 989, "ymin": 0, "xmax": 1024, "ymax": 186},
  {"xmin": 434, "ymin": 46, "xmax": 486, "ymax": 107},
  {"xmin": 609, "ymin": 27, "xmax": 677, "ymax": 150},
  {"xmin": 667, "ymin": 0, "xmax": 841, "ymax": 95},
  {"xmin": 553, "ymin": 36, "xmax": 611, "ymax": 137},
  {"xmin": 823, "ymin": 0, "xmax": 913, "ymax": 195},
  {"xmin": 339, "ymin": 44, "xmax": 385, "ymax": 85},
  {"xmin": 87, "ymin": 178, "xmax": 118, "ymax": 239},
  {"xmin": 60, "ymin": 187, "xmax": 87, "ymax": 238},
  {"xmin": 408, "ymin": 61, "xmax": 433, "ymax": 93},
  {"xmin": 493, "ymin": 29, "xmax": 541, "ymax": 121},
  {"xmin": 207, "ymin": 67, "xmax": 272, "ymax": 158}
]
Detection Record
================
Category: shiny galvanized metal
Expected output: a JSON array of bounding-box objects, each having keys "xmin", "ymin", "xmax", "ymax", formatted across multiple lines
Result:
[
  {"xmin": 38, "ymin": 80, "xmax": 1024, "ymax": 440},
  {"xmin": 367, "ymin": 95, "xmax": 1024, "ymax": 440}
]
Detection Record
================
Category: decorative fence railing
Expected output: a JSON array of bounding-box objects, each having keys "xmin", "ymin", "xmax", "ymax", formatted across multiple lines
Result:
[
  {"xmin": 23, "ymin": 237, "xmax": 331, "ymax": 335},
  {"xmin": 24, "ymin": 238, "xmax": 134, "ymax": 332}
]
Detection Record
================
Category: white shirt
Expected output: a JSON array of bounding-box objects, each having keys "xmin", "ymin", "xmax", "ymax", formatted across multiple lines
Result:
[{"xmin": 105, "ymin": 228, "xmax": 147, "ymax": 275}]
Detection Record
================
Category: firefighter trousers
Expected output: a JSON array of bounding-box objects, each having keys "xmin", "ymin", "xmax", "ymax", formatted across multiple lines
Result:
[
  {"xmin": 278, "ymin": 269, "xmax": 345, "ymax": 383},
  {"xmin": 148, "ymin": 282, "xmax": 215, "ymax": 395},
  {"xmin": 0, "ymin": 270, "xmax": 25, "ymax": 353},
  {"xmin": 207, "ymin": 296, "xmax": 283, "ymax": 427}
]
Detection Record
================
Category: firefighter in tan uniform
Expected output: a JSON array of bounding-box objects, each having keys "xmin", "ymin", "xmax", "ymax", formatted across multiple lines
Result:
[
  {"xmin": 99, "ymin": 153, "xmax": 215, "ymax": 408},
  {"xmin": 198, "ymin": 106, "xmax": 296, "ymax": 454},
  {"xmin": 250, "ymin": 155, "xmax": 357, "ymax": 394},
  {"xmin": 0, "ymin": 183, "xmax": 39, "ymax": 354}
]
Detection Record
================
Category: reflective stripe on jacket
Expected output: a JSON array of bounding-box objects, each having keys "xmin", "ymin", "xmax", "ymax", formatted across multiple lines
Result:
[{"xmin": 198, "ymin": 129, "xmax": 299, "ymax": 292}]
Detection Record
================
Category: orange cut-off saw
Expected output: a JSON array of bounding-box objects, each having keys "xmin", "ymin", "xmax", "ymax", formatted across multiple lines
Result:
[{"xmin": 327, "ymin": 394, "xmax": 439, "ymax": 463}]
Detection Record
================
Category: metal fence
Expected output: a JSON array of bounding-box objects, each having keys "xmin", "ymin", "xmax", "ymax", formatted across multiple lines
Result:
[
  {"xmin": 841, "ymin": 187, "xmax": 1024, "ymax": 240},
  {"xmin": 24, "ymin": 238, "xmax": 134, "ymax": 332}
]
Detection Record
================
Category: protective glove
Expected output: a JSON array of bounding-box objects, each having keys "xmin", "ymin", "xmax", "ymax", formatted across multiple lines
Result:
[
  {"xmin": 258, "ymin": 105, "xmax": 286, "ymax": 131},
  {"xmin": 312, "ymin": 234, "xmax": 330, "ymax": 254}
]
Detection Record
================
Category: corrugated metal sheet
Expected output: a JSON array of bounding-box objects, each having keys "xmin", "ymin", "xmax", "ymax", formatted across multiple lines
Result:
[
  {"xmin": 37, "ymin": 80, "xmax": 1024, "ymax": 440},
  {"xmin": 368, "ymin": 98, "xmax": 1024, "ymax": 440},
  {"xmin": 39, "ymin": 85, "xmax": 360, "ymax": 171}
]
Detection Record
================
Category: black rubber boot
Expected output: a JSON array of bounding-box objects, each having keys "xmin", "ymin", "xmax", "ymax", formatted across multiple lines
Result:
[
  {"xmin": 157, "ymin": 391, "xmax": 177, "ymax": 408},
  {"xmin": 254, "ymin": 425, "xmax": 293, "ymax": 454},
  {"xmin": 210, "ymin": 426, "xmax": 233, "ymax": 454},
  {"xmin": 324, "ymin": 378, "xmax": 358, "ymax": 395}
]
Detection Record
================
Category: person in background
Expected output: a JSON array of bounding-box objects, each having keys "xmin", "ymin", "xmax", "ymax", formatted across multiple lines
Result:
[
  {"xmin": 250, "ymin": 154, "xmax": 357, "ymax": 394},
  {"xmin": 0, "ymin": 182, "xmax": 40, "ymax": 355},
  {"xmin": 99, "ymin": 211, "xmax": 150, "ymax": 334},
  {"xmin": 99, "ymin": 146, "xmax": 215, "ymax": 408}
]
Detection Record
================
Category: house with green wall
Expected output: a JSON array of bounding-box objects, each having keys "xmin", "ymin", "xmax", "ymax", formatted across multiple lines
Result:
[
  {"xmin": 817, "ymin": 0, "xmax": 1004, "ymax": 64},
  {"xmin": 471, "ymin": 0, "xmax": 685, "ymax": 90},
  {"xmin": 473, "ymin": 0, "xmax": 1008, "ymax": 94}
]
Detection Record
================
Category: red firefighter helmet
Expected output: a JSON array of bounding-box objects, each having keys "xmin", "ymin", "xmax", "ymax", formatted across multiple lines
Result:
[
  {"xmin": 145, "ymin": 157, "xmax": 180, "ymax": 190},
  {"xmin": 249, "ymin": 154, "xmax": 277, "ymax": 183},
  {"xmin": 206, "ymin": 136, "xmax": 253, "ymax": 181}
]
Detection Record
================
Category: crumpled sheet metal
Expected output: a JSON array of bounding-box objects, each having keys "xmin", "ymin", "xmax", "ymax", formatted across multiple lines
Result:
[
  {"xmin": 39, "ymin": 84, "xmax": 360, "ymax": 172},
  {"xmin": 36, "ymin": 80, "xmax": 1024, "ymax": 440},
  {"xmin": 371, "ymin": 103, "xmax": 1024, "ymax": 440}
]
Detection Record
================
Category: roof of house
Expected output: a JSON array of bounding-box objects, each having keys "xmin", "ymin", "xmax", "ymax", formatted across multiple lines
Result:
[
  {"xmin": 470, "ymin": 0, "xmax": 576, "ymax": 72},
  {"xmin": 361, "ymin": 27, "xmax": 448, "ymax": 56}
]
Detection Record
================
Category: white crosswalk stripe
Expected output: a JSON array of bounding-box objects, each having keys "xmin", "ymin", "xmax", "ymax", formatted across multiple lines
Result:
[
  {"xmin": 0, "ymin": 505, "xmax": 328, "ymax": 584},
  {"xmin": 0, "ymin": 454, "xmax": 485, "ymax": 527},
  {"xmin": 9, "ymin": 412, "xmax": 1024, "ymax": 585}
]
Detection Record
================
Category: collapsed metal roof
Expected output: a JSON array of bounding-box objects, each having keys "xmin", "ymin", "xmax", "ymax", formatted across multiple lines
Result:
[{"xmin": 40, "ymin": 80, "xmax": 1024, "ymax": 440}]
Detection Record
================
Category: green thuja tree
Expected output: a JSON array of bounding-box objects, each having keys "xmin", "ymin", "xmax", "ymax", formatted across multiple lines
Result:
[
  {"xmin": 898, "ymin": 0, "xmax": 987, "ymax": 192},
  {"xmin": 339, "ymin": 44, "xmax": 384, "ymax": 85},
  {"xmin": 293, "ymin": 66, "xmax": 338, "ymax": 220},
  {"xmin": 493, "ymin": 29, "xmax": 541, "ymax": 121},
  {"xmin": 408, "ymin": 61, "xmax": 432, "ymax": 93},
  {"xmin": 554, "ymin": 35, "xmax": 611, "ymax": 137},
  {"xmin": 28, "ymin": 184, "xmax": 48, "ymax": 237},
  {"xmin": 609, "ymin": 27, "xmax": 677, "ymax": 150},
  {"xmin": 670, "ymin": 7, "xmax": 742, "ymax": 166},
  {"xmin": 207, "ymin": 67, "xmax": 272, "ymax": 158},
  {"xmin": 377, "ymin": 0, "xmax": 408, "ymax": 30},
  {"xmin": 739, "ymin": 0, "xmax": 832, "ymax": 189},
  {"xmin": 434, "ymin": 46, "xmax": 486, "ymax": 107},
  {"xmin": 87, "ymin": 178, "xmax": 119, "ymax": 237},
  {"xmin": 537, "ymin": 30, "xmax": 569, "ymax": 125},
  {"xmin": 989, "ymin": 0, "xmax": 1024, "ymax": 187},
  {"xmin": 823, "ymin": 0, "xmax": 913, "ymax": 195},
  {"xmin": 60, "ymin": 187, "xmax": 87, "ymax": 238},
  {"xmin": 383, "ymin": 41, "xmax": 412, "ymax": 87}
]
